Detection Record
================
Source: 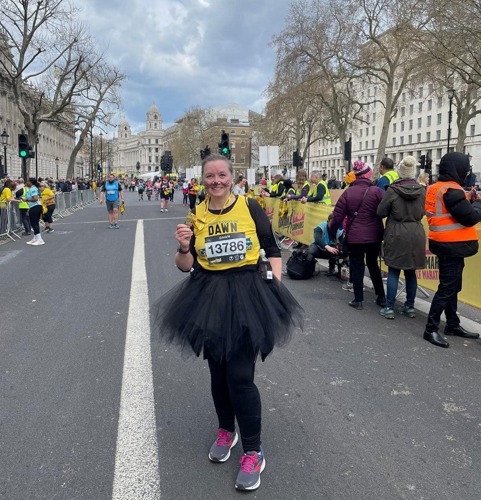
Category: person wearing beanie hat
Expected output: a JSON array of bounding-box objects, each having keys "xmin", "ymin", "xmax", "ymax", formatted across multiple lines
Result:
[
  {"xmin": 422, "ymin": 152, "xmax": 481, "ymax": 347},
  {"xmin": 377, "ymin": 158, "xmax": 427, "ymax": 320},
  {"xmin": 352, "ymin": 160, "xmax": 373, "ymax": 179},
  {"xmin": 376, "ymin": 157, "xmax": 399, "ymax": 190},
  {"xmin": 329, "ymin": 161, "xmax": 386, "ymax": 309},
  {"xmin": 397, "ymin": 155, "xmax": 417, "ymax": 179}
]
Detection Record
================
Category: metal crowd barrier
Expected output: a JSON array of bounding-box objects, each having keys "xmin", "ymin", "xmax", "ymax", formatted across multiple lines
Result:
[{"xmin": 0, "ymin": 189, "xmax": 98, "ymax": 242}]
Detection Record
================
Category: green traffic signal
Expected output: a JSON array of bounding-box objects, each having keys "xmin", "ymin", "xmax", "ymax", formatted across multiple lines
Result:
[
  {"xmin": 20, "ymin": 150, "xmax": 27, "ymax": 157},
  {"xmin": 222, "ymin": 147, "xmax": 229, "ymax": 155}
]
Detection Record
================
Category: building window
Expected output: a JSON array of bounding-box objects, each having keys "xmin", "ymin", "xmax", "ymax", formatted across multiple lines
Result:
[
  {"xmin": 230, "ymin": 154, "xmax": 236, "ymax": 162},
  {"xmin": 438, "ymin": 96, "xmax": 443, "ymax": 107},
  {"xmin": 241, "ymin": 141, "xmax": 246, "ymax": 148},
  {"xmin": 230, "ymin": 129, "xmax": 236, "ymax": 135},
  {"xmin": 372, "ymin": 126, "xmax": 375, "ymax": 135},
  {"xmin": 410, "ymin": 104, "xmax": 414, "ymax": 115},
  {"xmin": 365, "ymin": 141, "xmax": 368, "ymax": 149},
  {"xmin": 429, "ymin": 83, "xmax": 434, "ymax": 94},
  {"xmin": 419, "ymin": 86, "xmax": 423, "ymax": 98},
  {"xmin": 148, "ymin": 148, "xmax": 151, "ymax": 153},
  {"xmin": 402, "ymin": 92, "xmax": 406, "ymax": 102},
  {"xmin": 418, "ymin": 102, "xmax": 423, "ymax": 112},
  {"xmin": 437, "ymin": 148, "xmax": 442, "ymax": 159},
  {"xmin": 155, "ymin": 156, "xmax": 159, "ymax": 163},
  {"xmin": 155, "ymin": 148, "xmax": 159, "ymax": 153},
  {"xmin": 401, "ymin": 121, "xmax": 405, "ymax": 132},
  {"xmin": 436, "ymin": 130, "xmax": 441, "ymax": 140},
  {"xmin": 156, "ymin": 139, "xmax": 159, "ymax": 144},
  {"xmin": 360, "ymin": 128, "xmax": 363, "ymax": 137},
  {"xmin": 400, "ymin": 136, "xmax": 404, "ymax": 145},
  {"xmin": 437, "ymin": 113, "xmax": 442, "ymax": 125},
  {"xmin": 428, "ymin": 99, "xmax": 432, "ymax": 111},
  {"xmin": 426, "ymin": 132, "xmax": 431, "ymax": 141},
  {"xmin": 409, "ymin": 119, "xmax": 413, "ymax": 130},
  {"xmin": 366, "ymin": 127, "xmax": 369, "ymax": 136},
  {"xmin": 427, "ymin": 116, "xmax": 432, "ymax": 127},
  {"xmin": 359, "ymin": 142, "xmax": 362, "ymax": 150},
  {"xmin": 373, "ymin": 112, "xmax": 376, "ymax": 121},
  {"xmin": 392, "ymin": 137, "xmax": 396, "ymax": 146},
  {"xmin": 148, "ymin": 166, "xmax": 152, "ymax": 171},
  {"xmin": 372, "ymin": 140, "xmax": 375, "ymax": 148},
  {"xmin": 148, "ymin": 139, "xmax": 151, "ymax": 144},
  {"xmin": 418, "ymin": 117, "xmax": 422, "ymax": 128},
  {"xmin": 241, "ymin": 155, "xmax": 246, "ymax": 164},
  {"xmin": 417, "ymin": 133, "xmax": 421, "ymax": 142},
  {"xmin": 401, "ymin": 107, "xmax": 406, "ymax": 117},
  {"xmin": 241, "ymin": 130, "xmax": 246, "ymax": 135},
  {"xmin": 392, "ymin": 123, "xmax": 396, "ymax": 133},
  {"xmin": 408, "ymin": 134, "xmax": 412, "ymax": 143},
  {"xmin": 471, "ymin": 124, "xmax": 476, "ymax": 136},
  {"xmin": 149, "ymin": 156, "xmax": 152, "ymax": 163}
]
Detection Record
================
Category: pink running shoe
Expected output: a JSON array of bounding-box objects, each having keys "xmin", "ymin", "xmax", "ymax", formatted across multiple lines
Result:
[
  {"xmin": 235, "ymin": 448, "xmax": 265, "ymax": 490},
  {"xmin": 208, "ymin": 428, "xmax": 238, "ymax": 463}
]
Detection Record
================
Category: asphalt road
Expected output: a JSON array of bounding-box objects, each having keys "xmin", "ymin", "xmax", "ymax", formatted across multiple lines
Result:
[{"xmin": 1, "ymin": 190, "xmax": 481, "ymax": 500}]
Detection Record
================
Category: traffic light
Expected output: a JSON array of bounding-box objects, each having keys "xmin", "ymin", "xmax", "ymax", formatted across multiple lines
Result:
[
  {"xmin": 219, "ymin": 130, "xmax": 230, "ymax": 158},
  {"xmin": 18, "ymin": 133, "xmax": 29, "ymax": 158},
  {"xmin": 293, "ymin": 150, "xmax": 299, "ymax": 167},
  {"xmin": 425, "ymin": 157, "xmax": 432, "ymax": 173},
  {"xmin": 420, "ymin": 155, "xmax": 426, "ymax": 170},
  {"xmin": 164, "ymin": 156, "xmax": 173, "ymax": 174},
  {"xmin": 200, "ymin": 145, "xmax": 211, "ymax": 160},
  {"xmin": 344, "ymin": 139, "xmax": 352, "ymax": 162}
]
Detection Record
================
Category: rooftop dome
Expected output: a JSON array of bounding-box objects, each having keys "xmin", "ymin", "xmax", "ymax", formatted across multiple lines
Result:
[{"xmin": 148, "ymin": 101, "xmax": 160, "ymax": 114}]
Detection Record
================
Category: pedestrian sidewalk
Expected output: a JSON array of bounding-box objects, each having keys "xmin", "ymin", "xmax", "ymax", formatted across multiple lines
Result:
[{"xmin": 312, "ymin": 258, "xmax": 481, "ymax": 333}]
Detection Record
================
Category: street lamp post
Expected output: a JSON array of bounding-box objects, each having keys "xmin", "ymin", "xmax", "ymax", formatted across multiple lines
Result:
[
  {"xmin": 35, "ymin": 136, "xmax": 39, "ymax": 179},
  {"xmin": 1, "ymin": 129, "xmax": 9, "ymax": 178},
  {"xmin": 447, "ymin": 88, "xmax": 455, "ymax": 152},
  {"xmin": 99, "ymin": 131, "xmax": 103, "ymax": 173},
  {"xmin": 55, "ymin": 156, "xmax": 59, "ymax": 180}
]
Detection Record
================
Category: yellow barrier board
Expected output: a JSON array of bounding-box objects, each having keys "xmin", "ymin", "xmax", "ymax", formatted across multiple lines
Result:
[{"xmin": 264, "ymin": 197, "xmax": 481, "ymax": 309}]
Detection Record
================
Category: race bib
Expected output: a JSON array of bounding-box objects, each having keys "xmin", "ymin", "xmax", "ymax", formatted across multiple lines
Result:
[{"xmin": 204, "ymin": 232, "xmax": 247, "ymax": 264}]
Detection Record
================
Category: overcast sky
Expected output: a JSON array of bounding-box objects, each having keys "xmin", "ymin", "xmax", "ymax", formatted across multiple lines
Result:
[{"xmin": 78, "ymin": 0, "xmax": 293, "ymax": 132}]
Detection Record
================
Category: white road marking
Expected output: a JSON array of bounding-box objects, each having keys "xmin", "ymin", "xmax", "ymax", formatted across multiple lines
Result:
[{"xmin": 112, "ymin": 220, "xmax": 161, "ymax": 499}]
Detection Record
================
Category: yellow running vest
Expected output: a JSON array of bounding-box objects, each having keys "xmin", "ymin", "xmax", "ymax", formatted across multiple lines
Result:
[{"xmin": 194, "ymin": 197, "xmax": 261, "ymax": 270}]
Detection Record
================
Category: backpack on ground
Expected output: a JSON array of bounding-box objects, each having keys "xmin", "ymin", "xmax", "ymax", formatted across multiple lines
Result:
[{"xmin": 286, "ymin": 250, "xmax": 317, "ymax": 280}]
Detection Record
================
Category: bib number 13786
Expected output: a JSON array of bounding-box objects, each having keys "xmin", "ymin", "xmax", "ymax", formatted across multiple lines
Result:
[{"xmin": 205, "ymin": 232, "xmax": 247, "ymax": 264}]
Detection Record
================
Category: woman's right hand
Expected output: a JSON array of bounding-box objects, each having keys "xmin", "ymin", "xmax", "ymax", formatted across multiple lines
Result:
[{"xmin": 176, "ymin": 224, "xmax": 193, "ymax": 248}]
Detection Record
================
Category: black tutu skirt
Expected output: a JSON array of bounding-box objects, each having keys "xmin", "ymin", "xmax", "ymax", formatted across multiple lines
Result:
[{"xmin": 151, "ymin": 265, "xmax": 303, "ymax": 362}]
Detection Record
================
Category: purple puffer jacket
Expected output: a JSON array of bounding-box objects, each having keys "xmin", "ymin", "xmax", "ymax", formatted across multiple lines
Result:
[{"xmin": 329, "ymin": 178, "xmax": 384, "ymax": 244}]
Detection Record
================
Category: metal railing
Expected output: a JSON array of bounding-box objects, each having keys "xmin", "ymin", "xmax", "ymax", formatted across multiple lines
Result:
[{"xmin": 0, "ymin": 189, "xmax": 98, "ymax": 242}]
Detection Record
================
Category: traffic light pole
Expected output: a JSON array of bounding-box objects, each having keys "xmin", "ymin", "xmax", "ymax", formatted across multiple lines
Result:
[{"xmin": 21, "ymin": 158, "xmax": 27, "ymax": 180}]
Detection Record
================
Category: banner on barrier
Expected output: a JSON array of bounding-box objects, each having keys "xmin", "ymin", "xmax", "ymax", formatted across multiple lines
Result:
[{"xmin": 264, "ymin": 197, "xmax": 481, "ymax": 309}]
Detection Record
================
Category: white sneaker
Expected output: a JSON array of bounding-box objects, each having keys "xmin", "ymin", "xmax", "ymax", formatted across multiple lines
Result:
[
  {"xmin": 26, "ymin": 239, "xmax": 35, "ymax": 245},
  {"xmin": 30, "ymin": 239, "xmax": 45, "ymax": 246},
  {"xmin": 160, "ymin": 209, "xmax": 164, "ymax": 212},
  {"xmin": 164, "ymin": 208, "xmax": 168, "ymax": 212}
]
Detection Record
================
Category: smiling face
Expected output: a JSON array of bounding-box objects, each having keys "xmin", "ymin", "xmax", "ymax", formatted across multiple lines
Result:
[{"xmin": 202, "ymin": 158, "xmax": 233, "ymax": 201}]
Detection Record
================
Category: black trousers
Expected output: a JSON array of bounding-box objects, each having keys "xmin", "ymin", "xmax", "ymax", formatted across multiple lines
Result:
[
  {"xmin": 426, "ymin": 255, "xmax": 464, "ymax": 332},
  {"xmin": 28, "ymin": 205, "xmax": 43, "ymax": 235},
  {"xmin": 305, "ymin": 244, "xmax": 336, "ymax": 271},
  {"xmin": 348, "ymin": 242, "xmax": 385, "ymax": 303},
  {"xmin": 188, "ymin": 194, "xmax": 197, "ymax": 210},
  {"xmin": 19, "ymin": 208, "xmax": 31, "ymax": 232},
  {"xmin": 206, "ymin": 348, "xmax": 261, "ymax": 452}
]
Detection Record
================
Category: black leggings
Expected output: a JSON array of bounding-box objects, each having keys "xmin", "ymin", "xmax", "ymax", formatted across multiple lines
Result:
[
  {"xmin": 348, "ymin": 242, "xmax": 385, "ymax": 303},
  {"xmin": 19, "ymin": 208, "xmax": 31, "ymax": 232},
  {"xmin": 188, "ymin": 194, "xmax": 197, "ymax": 210},
  {"xmin": 44, "ymin": 204, "xmax": 55, "ymax": 224},
  {"xmin": 29, "ymin": 205, "xmax": 43, "ymax": 235},
  {"xmin": 206, "ymin": 349, "xmax": 261, "ymax": 452}
]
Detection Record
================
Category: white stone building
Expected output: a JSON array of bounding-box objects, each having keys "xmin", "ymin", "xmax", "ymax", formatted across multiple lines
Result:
[
  {"xmin": 308, "ymin": 82, "xmax": 481, "ymax": 182},
  {"xmin": 113, "ymin": 102, "xmax": 166, "ymax": 176}
]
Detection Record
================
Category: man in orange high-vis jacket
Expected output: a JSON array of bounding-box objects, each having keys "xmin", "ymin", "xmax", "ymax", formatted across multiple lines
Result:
[{"xmin": 424, "ymin": 152, "xmax": 481, "ymax": 348}]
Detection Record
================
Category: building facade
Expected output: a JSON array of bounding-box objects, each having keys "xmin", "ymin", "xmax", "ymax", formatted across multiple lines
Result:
[
  {"xmin": 0, "ymin": 46, "xmax": 75, "ymax": 179},
  {"xmin": 308, "ymin": 82, "xmax": 481, "ymax": 182},
  {"xmin": 113, "ymin": 102, "xmax": 165, "ymax": 176}
]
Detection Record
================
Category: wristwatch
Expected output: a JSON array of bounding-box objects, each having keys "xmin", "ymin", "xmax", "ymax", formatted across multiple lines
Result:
[{"xmin": 177, "ymin": 245, "xmax": 190, "ymax": 254}]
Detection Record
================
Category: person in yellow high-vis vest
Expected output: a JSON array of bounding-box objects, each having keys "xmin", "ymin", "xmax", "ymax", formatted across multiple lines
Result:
[
  {"xmin": 300, "ymin": 171, "xmax": 331, "ymax": 205},
  {"xmin": 376, "ymin": 158, "xmax": 399, "ymax": 190},
  {"xmin": 423, "ymin": 152, "xmax": 481, "ymax": 348}
]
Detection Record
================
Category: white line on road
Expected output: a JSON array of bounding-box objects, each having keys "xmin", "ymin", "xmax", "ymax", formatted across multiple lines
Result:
[{"xmin": 112, "ymin": 220, "xmax": 161, "ymax": 499}]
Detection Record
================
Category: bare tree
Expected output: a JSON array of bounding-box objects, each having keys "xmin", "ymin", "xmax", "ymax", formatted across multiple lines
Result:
[
  {"xmin": 342, "ymin": 0, "xmax": 431, "ymax": 171},
  {"xmin": 269, "ymin": 0, "xmax": 369, "ymax": 165},
  {"xmin": 0, "ymin": 0, "xmax": 123, "ymax": 178}
]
